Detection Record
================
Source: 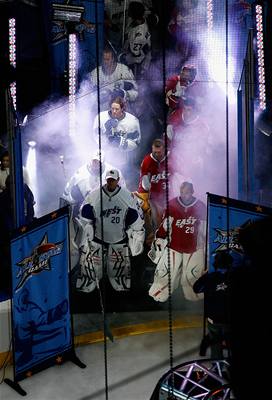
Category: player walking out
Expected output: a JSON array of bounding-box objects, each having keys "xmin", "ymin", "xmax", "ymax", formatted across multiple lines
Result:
[{"xmin": 148, "ymin": 181, "xmax": 206, "ymax": 302}]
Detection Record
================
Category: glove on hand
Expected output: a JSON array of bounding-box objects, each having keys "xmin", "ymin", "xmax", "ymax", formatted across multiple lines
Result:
[
  {"xmin": 148, "ymin": 238, "xmax": 167, "ymax": 264},
  {"xmin": 133, "ymin": 191, "xmax": 150, "ymax": 213},
  {"xmin": 104, "ymin": 118, "xmax": 119, "ymax": 132},
  {"xmin": 112, "ymin": 88, "xmax": 125, "ymax": 99},
  {"xmin": 108, "ymin": 134, "xmax": 121, "ymax": 147}
]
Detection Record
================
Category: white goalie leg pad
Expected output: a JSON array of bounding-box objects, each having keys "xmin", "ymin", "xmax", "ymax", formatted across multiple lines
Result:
[
  {"xmin": 181, "ymin": 249, "xmax": 205, "ymax": 301},
  {"xmin": 149, "ymin": 248, "xmax": 182, "ymax": 302},
  {"xmin": 76, "ymin": 241, "xmax": 103, "ymax": 293},
  {"xmin": 107, "ymin": 243, "xmax": 131, "ymax": 291}
]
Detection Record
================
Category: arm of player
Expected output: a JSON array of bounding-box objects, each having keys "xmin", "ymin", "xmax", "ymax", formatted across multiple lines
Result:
[
  {"xmin": 122, "ymin": 118, "xmax": 141, "ymax": 150},
  {"xmin": 77, "ymin": 203, "xmax": 95, "ymax": 248},
  {"xmin": 124, "ymin": 81, "xmax": 138, "ymax": 102},
  {"xmin": 62, "ymin": 175, "xmax": 77, "ymax": 204},
  {"xmin": 122, "ymin": 66, "xmax": 138, "ymax": 102}
]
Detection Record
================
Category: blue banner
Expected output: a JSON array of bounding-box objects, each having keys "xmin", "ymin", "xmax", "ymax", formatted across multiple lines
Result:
[
  {"xmin": 10, "ymin": 207, "xmax": 73, "ymax": 382},
  {"xmin": 208, "ymin": 193, "xmax": 272, "ymax": 270}
]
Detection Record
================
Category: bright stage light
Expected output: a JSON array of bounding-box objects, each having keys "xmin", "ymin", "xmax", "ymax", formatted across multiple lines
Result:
[
  {"xmin": 9, "ymin": 17, "xmax": 16, "ymax": 110},
  {"xmin": 255, "ymin": 4, "xmax": 266, "ymax": 111},
  {"xmin": 68, "ymin": 33, "xmax": 77, "ymax": 137},
  {"xmin": 204, "ymin": 32, "xmax": 236, "ymax": 105},
  {"xmin": 207, "ymin": 0, "xmax": 213, "ymax": 31},
  {"xmin": 28, "ymin": 140, "xmax": 36, "ymax": 148}
]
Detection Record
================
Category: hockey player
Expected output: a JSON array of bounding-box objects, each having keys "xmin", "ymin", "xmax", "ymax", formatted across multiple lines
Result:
[
  {"xmin": 148, "ymin": 181, "xmax": 206, "ymax": 302},
  {"xmin": 104, "ymin": 0, "xmax": 154, "ymax": 52},
  {"xmin": 93, "ymin": 96, "xmax": 141, "ymax": 153},
  {"xmin": 76, "ymin": 169, "xmax": 145, "ymax": 293},
  {"xmin": 60, "ymin": 150, "xmax": 125, "ymax": 270},
  {"xmin": 119, "ymin": 1, "xmax": 151, "ymax": 78},
  {"xmin": 0, "ymin": 151, "xmax": 10, "ymax": 193},
  {"xmin": 60, "ymin": 150, "xmax": 125, "ymax": 218},
  {"xmin": 136, "ymin": 138, "xmax": 182, "ymax": 239},
  {"xmin": 89, "ymin": 46, "xmax": 138, "ymax": 112},
  {"xmin": 165, "ymin": 64, "xmax": 198, "ymax": 130}
]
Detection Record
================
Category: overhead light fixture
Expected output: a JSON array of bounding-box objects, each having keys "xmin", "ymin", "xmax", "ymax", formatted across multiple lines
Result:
[
  {"xmin": 28, "ymin": 140, "xmax": 36, "ymax": 148},
  {"xmin": 52, "ymin": 2, "xmax": 85, "ymax": 22}
]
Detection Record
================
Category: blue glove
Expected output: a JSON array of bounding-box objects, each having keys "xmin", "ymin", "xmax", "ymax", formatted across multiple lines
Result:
[
  {"xmin": 112, "ymin": 88, "xmax": 125, "ymax": 99},
  {"xmin": 108, "ymin": 134, "xmax": 121, "ymax": 147},
  {"xmin": 104, "ymin": 118, "xmax": 119, "ymax": 133}
]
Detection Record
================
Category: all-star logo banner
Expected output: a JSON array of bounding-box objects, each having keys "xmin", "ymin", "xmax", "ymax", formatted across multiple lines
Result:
[
  {"xmin": 208, "ymin": 193, "xmax": 272, "ymax": 270},
  {"xmin": 10, "ymin": 207, "xmax": 73, "ymax": 382},
  {"xmin": 15, "ymin": 234, "xmax": 64, "ymax": 291}
]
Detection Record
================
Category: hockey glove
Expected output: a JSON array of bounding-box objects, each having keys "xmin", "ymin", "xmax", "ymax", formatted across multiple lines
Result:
[
  {"xmin": 133, "ymin": 191, "xmax": 151, "ymax": 213},
  {"xmin": 112, "ymin": 88, "xmax": 126, "ymax": 99},
  {"xmin": 148, "ymin": 238, "xmax": 167, "ymax": 264},
  {"xmin": 104, "ymin": 118, "xmax": 119, "ymax": 132},
  {"xmin": 108, "ymin": 134, "xmax": 121, "ymax": 147}
]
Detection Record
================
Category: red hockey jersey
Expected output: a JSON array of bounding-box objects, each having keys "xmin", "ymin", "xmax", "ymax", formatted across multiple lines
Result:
[
  {"xmin": 138, "ymin": 153, "xmax": 173, "ymax": 202},
  {"xmin": 156, "ymin": 196, "xmax": 206, "ymax": 253}
]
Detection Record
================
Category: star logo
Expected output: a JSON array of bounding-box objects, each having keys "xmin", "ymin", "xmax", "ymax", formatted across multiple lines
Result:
[
  {"xmin": 15, "ymin": 234, "xmax": 64, "ymax": 291},
  {"xmin": 213, "ymin": 226, "xmax": 243, "ymax": 253},
  {"xmin": 26, "ymin": 371, "xmax": 32, "ymax": 378},
  {"xmin": 221, "ymin": 198, "xmax": 228, "ymax": 204},
  {"xmin": 256, "ymin": 205, "xmax": 263, "ymax": 212}
]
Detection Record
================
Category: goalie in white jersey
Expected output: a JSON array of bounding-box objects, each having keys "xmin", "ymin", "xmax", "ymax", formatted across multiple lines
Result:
[
  {"xmin": 76, "ymin": 168, "xmax": 145, "ymax": 293},
  {"xmin": 60, "ymin": 151, "xmax": 125, "ymax": 271}
]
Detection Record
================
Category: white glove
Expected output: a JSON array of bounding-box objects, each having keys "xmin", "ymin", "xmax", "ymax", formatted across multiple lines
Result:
[
  {"xmin": 148, "ymin": 238, "xmax": 167, "ymax": 264},
  {"xmin": 127, "ymin": 229, "xmax": 145, "ymax": 256}
]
